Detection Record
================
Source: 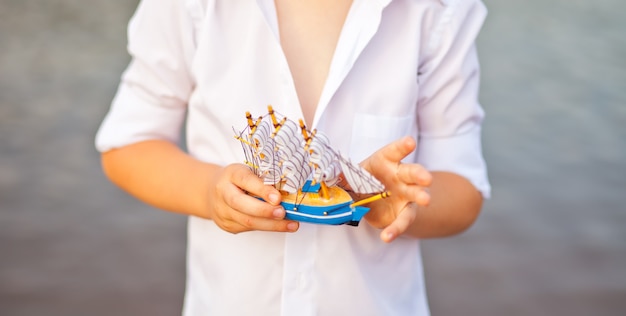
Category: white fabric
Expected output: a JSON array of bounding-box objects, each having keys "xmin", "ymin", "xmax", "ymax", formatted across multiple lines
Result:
[{"xmin": 95, "ymin": 0, "xmax": 490, "ymax": 315}]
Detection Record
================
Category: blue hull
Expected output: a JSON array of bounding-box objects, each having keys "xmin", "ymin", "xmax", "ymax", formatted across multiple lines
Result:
[{"xmin": 281, "ymin": 201, "xmax": 370, "ymax": 226}]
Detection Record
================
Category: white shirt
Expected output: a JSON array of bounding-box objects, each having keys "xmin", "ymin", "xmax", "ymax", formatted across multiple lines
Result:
[{"xmin": 96, "ymin": 0, "xmax": 490, "ymax": 315}]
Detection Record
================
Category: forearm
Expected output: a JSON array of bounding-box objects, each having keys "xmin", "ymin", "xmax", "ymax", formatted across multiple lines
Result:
[
  {"xmin": 101, "ymin": 139, "xmax": 220, "ymax": 218},
  {"xmin": 405, "ymin": 171, "xmax": 483, "ymax": 239}
]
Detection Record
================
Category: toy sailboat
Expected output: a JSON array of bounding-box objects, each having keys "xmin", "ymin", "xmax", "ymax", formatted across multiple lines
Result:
[{"xmin": 235, "ymin": 106, "xmax": 390, "ymax": 226}]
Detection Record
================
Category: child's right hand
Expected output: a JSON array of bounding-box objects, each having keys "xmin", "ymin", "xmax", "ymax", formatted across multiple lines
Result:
[{"xmin": 207, "ymin": 163, "xmax": 300, "ymax": 234}]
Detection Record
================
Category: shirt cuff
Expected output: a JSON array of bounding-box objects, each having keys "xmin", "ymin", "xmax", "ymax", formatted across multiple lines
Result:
[{"xmin": 416, "ymin": 126, "xmax": 491, "ymax": 199}]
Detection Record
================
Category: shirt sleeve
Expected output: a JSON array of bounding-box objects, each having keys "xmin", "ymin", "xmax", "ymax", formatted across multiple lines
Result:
[
  {"xmin": 416, "ymin": 0, "xmax": 491, "ymax": 198},
  {"xmin": 95, "ymin": 0, "xmax": 200, "ymax": 152}
]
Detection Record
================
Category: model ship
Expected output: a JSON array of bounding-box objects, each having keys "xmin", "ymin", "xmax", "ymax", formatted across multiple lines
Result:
[{"xmin": 235, "ymin": 106, "xmax": 390, "ymax": 226}]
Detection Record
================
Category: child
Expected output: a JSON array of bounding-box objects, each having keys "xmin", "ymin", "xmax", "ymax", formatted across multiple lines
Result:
[{"xmin": 96, "ymin": 0, "xmax": 491, "ymax": 315}]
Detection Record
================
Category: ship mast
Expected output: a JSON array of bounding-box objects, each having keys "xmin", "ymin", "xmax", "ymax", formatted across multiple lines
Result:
[{"xmin": 300, "ymin": 119, "xmax": 332, "ymax": 200}]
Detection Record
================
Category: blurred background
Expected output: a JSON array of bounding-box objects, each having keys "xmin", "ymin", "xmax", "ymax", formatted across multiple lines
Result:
[{"xmin": 1, "ymin": 0, "xmax": 624, "ymax": 315}]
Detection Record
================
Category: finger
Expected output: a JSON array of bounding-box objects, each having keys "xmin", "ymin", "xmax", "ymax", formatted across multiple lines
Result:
[
  {"xmin": 228, "ymin": 211, "xmax": 300, "ymax": 233},
  {"xmin": 380, "ymin": 202, "xmax": 418, "ymax": 243},
  {"xmin": 229, "ymin": 164, "xmax": 282, "ymax": 206},
  {"xmin": 395, "ymin": 185, "xmax": 431, "ymax": 207},
  {"xmin": 378, "ymin": 136, "xmax": 417, "ymax": 164},
  {"xmin": 396, "ymin": 164, "xmax": 432, "ymax": 186},
  {"xmin": 224, "ymin": 183, "xmax": 286, "ymax": 219}
]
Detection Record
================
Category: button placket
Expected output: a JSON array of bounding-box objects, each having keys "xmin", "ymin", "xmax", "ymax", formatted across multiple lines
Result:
[{"xmin": 280, "ymin": 224, "xmax": 317, "ymax": 316}]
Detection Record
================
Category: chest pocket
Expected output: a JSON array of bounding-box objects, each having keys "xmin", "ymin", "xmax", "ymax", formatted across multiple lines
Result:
[{"xmin": 349, "ymin": 113, "xmax": 415, "ymax": 163}]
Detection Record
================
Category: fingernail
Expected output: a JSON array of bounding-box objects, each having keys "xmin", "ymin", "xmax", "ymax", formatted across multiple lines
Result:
[
  {"xmin": 383, "ymin": 232, "xmax": 395, "ymax": 242},
  {"xmin": 419, "ymin": 191, "xmax": 430, "ymax": 205},
  {"xmin": 287, "ymin": 222, "xmax": 299, "ymax": 232},
  {"xmin": 273, "ymin": 208, "xmax": 285, "ymax": 218},
  {"xmin": 268, "ymin": 193, "xmax": 280, "ymax": 204}
]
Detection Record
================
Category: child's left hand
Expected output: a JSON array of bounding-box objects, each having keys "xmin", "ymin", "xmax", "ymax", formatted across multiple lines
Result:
[{"xmin": 359, "ymin": 136, "xmax": 432, "ymax": 242}]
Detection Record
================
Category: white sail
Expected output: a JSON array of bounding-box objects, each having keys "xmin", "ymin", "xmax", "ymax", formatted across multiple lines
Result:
[
  {"xmin": 281, "ymin": 150, "xmax": 313, "ymax": 193},
  {"xmin": 273, "ymin": 119, "xmax": 300, "ymax": 161},
  {"xmin": 248, "ymin": 119, "xmax": 281, "ymax": 185},
  {"xmin": 337, "ymin": 154, "xmax": 385, "ymax": 194},
  {"xmin": 308, "ymin": 132, "xmax": 340, "ymax": 186},
  {"xmin": 260, "ymin": 150, "xmax": 281, "ymax": 185},
  {"xmin": 251, "ymin": 119, "xmax": 273, "ymax": 153}
]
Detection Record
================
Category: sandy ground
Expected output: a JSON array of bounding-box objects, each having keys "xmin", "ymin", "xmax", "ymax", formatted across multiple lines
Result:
[{"xmin": 1, "ymin": 0, "xmax": 625, "ymax": 315}]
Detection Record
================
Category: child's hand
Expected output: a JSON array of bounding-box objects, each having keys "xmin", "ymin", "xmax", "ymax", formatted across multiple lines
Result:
[
  {"xmin": 207, "ymin": 163, "xmax": 299, "ymax": 234},
  {"xmin": 359, "ymin": 137, "xmax": 432, "ymax": 242}
]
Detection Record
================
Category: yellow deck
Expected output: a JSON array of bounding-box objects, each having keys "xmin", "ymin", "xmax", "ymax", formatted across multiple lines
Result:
[{"xmin": 281, "ymin": 185, "xmax": 352, "ymax": 206}]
